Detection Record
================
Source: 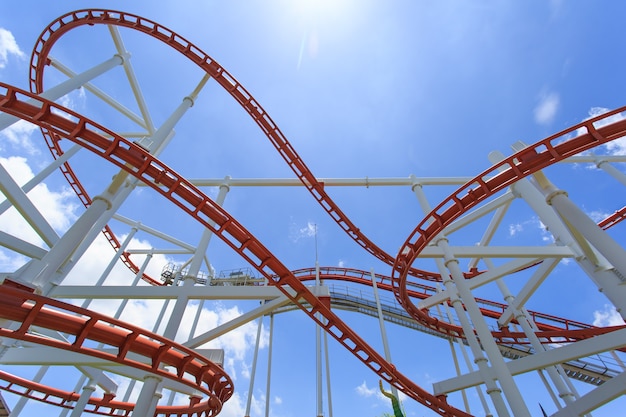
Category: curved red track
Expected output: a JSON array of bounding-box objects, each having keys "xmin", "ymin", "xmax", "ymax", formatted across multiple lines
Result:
[
  {"xmin": 0, "ymin": 282, "xmax": 232, "ymax": 416},
  {"xmin": 1, "ymin": 8, "xmax": 624, "ymax": 416},
  {"xmin": 392, "ymin": 108, "xmax": 626, "ymax": 338},
  {"xmin": 0, "ymin": 83, "xmax": 471, "ymax": 416},
  {"xmin": 29, "ymin": 9, "xmax": 446, "ymax": 283}
]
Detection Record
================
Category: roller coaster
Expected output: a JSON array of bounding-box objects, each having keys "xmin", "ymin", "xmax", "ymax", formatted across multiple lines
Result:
[{"xmin": 0, "ymin": 9, "xmax": 626, "ymax": 417}]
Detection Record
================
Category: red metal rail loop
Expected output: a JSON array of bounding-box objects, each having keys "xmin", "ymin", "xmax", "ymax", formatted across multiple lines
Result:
[
  {"xmin": 392, "ymin": 106, "xmax": 626, "ymax": 339},
  {"xmin": 28, "ymin": 8, "xmax": 443, "ymax": 283},
  {"xmin": 294, "ymin": 267, "xmax": 624, "ymax": 346},
  {"xmin": 0, "ymin": 284, "xmax": 232, "ymax": 417},
  {"xmin": 0, "ymin": 83, "xmax": 471, "ymax": 417},
  {"xmin": 14, "ymin": 9, "xmax": 625, "ymax": 415}
]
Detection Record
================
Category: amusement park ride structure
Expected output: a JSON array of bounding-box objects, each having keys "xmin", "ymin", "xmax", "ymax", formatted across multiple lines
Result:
[{"xmin": 0, "ymin": 8, "xmax": 626, "ymax": 417}]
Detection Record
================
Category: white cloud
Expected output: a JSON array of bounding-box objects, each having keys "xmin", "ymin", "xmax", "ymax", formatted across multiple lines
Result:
[
  {"xmin": 355, "ymin": 380, "xmax": 377, "ymax": 397},
  {"xmin": 337, "ymin": 259, "xmax": 346, "ymax": 268},
  {"xmin": 593, "ymin": 304, "xmax": 624, "ymax": 327},
  {"xmin": 54, "ymin": 88, "xmax": 87, "ymax": 117},
  {"xmin": 0, "ymin": 120, "xmax": 39, "ymax": 155},
  {"xmin": 586, "ymin": 209, "xmax": 611, "ymax": 224},
  {"xmin": 509, "ymin": 223, "xmax": 523, "ymax": 237},
  {"xmin": 0, "ymin": 156, "xmax": 79, "ymax": 252},
  {"xmin": 289, "ymin": 219, "xmax": 318, "ymax": 242},
  {"xmin": 0, "ymin": 27, "xmax": 24, "ymax": 69},
  {"xmin": 274, "ymin": 396, "xmax": 282, "ymax": 405},
  {"xmin": 508, "ymin": 217, "xmax": 551, "ymax": 242},
  {"xmin": 574, "ymin": 107, "xmax": 626, "ymax": 155},
  {"xmin": 534, "ymin": 92, "xmax": 559, "ymax": 125}
]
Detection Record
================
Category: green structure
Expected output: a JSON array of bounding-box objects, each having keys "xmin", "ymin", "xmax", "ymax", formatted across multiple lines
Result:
[{"xmin": 379, "ymin": 381, "xmax": 404, "ymax": 417}]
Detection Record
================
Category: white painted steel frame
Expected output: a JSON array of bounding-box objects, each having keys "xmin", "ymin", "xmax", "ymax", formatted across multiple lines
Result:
[{"xmin": 1, "ymin": 18, "xmax": 625, "ymax": 417}]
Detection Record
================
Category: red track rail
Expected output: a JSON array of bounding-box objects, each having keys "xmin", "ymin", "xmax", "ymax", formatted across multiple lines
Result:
[
  {"xmin": 28, "ymin": 8, "xmax": 445, "ymax": 283},
  {"xmin": 0, "ymin": 83, "xmax": 471, "ymax": 417},
  {"xmin": 392, "ymin": 107, "xmax": 626, "ymax": 340},
  {"xmin": 599, "ymin": 205, "xmax": 626, "ymax": 230},
  {"xmin": 294, "ymin": 267, "xmax": 624, "ymax": 345},
  {"xmin": 0, "ymin": 283, "xmax": 232, "ymax": 416}
]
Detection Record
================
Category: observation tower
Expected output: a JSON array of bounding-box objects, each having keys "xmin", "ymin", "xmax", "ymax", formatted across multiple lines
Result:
[{"xmin": 1, "ymin": 8, "xmax": 626, "ymax": 417}]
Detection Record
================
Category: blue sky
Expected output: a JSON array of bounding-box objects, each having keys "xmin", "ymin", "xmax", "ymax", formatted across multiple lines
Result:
[{"xmin": 1, "ymin": 1, "xmax": 626, "ymax": 416}]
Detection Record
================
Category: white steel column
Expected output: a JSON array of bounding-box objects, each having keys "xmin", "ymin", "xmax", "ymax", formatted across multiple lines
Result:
[
  {"xmin": 371, "ymin": 269, "xmax": 399, "ymax": 400},
  {"xmin": 596, "ymin": 159, "xmax": 626, "ymax": 188},
  {"xmin": 488, "ymin": 258, "xmax": 576, "ymax": 408},
  {"xmin": 186, "ymin": 179, "xmax": 230, "ymax": 278},
  {"xmin": 265, "ymin": 314, "xmax": 275, "ymax": 417},
  {"xmin": 323, "ymin": 328, "xmax": 333, "ymax": 417},
  {"xmin": 315, "ymin": 259, "xmax": 323, "ymax": 417},
  {"xmin": 245, "ymin": 316, "xmax": 264, "ymax": 417},
  {"xmin": 0, "ymin": 145, "xmax": 81, "ymax": 216},
  {"xmin": 68, "ymin": 380, "xmax": 96, "ymax": 417},
  {"xmin": 440, "ymin": 237, "xmax": 530, "ymax": 417},
  {"xmin": 0, "ymin": 54, "xmax": 128, "ymax": 130},
  {"xmin": 186, "ymin": 179, "xmax": 230, "ymax": 344},
  {"xmin": 411, "ymin": 181, "xmax": 530, "ymax": 417},
  {"xmin": 132, "ymin": 375, "xmax": 162, "ymax": 416},
  {"xmin": 532, "ymin": 171, "xmax": 626, "ymax": 317},
  {"xmin": 24, "ymin": 187, "xmax": 121, "ymax": 294}
]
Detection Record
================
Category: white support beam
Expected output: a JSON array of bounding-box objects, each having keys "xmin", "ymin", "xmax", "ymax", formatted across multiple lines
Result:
[
  {"xmin": 49, "ymin": 57, "xmax": 148, "ymax": 130},
  {"xmin": 0, "ymin": 230, "xmax": 47, "ymax": 260},
  {"xmin": 112, "ymin": 213, "xmax": 197, "ymax": 251},
  {"xmin": 0, "ymin": 162, "xmax": 59, "ymax": 247},
  {"xmin": 137, "ymin": 176, "xmax": 480, "ymax": 188},
  {"xmin": 498, "ymin": 258, "xmax": 559, "ymax": 327},
  {"xmin": 50, "ymin": 285, "xmax": 285, "ymax": 300},
  {"xmin": 433, "ymin": 327, "xmax": 626, "ymax": 395},
  {"xmin": 184, "ymin": 294, "xmax": 293, "ymax": 348},
  {"xmin": 416, "ymin": 245, "xmax": 575, "ymax": 259},
  {"xmin": 444, "ymin": 192, "xmax": 515, "ymax": 236},
  {"xmin": 552, "ymin": 371, "xmax": 626, "ymax": 417},
  {"xmin": 418, "ymin": 257, "xmax": 541, "ymax": 309}
]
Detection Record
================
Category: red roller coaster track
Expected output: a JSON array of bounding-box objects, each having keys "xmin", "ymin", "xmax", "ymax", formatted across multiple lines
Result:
[
  {"xmin": 1, "ymin": 8, "xmax": 625, "ymax": 417},
  {"xmin": 0, "ymin": 82, "xmax": 471, "ymax": 416}
]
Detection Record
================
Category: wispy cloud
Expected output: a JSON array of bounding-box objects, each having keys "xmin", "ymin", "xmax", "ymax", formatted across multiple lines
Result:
[
  {"xmin": 289, "ymin": 219, "xmax": 317, "ymax": 242},
  {"xmin": 0, "ymin": 156, "xmax": 78, "ymax": 252},
  {"xmin": 575, "ymin": 107, "xmax": 626, "ymax": 155},
  {"xmin": 586, "ymin": 209, "xmax": 612, "ymax": 223},
  {"xmin": 0, "ymin": 120, "xmax": 39, "ymax": 155},
  {"xmin": 592, "ymin": 304, "xmax": 624, "ymax": 326},
  {"xmin": 355, "ymin": 380, "xmax": 379, "ymax": 398},
  {"xmin": 508, "ymin": 217, "xmax": 551, "ymax": 242},
  {"xmin": 509, "ymin": 223, "xmax": 523, "ymax": 237},
  {"xmin": 0, "ymin": 27, "xmax": 24, "ymax": 69},
  {"xmin": 534, "ymin": 92, "xmax": 559, "ymax": 125}
]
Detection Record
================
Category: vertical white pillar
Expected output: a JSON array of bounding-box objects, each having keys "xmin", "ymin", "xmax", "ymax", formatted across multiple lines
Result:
[
  {"xmin": 133, "ymin": 376, "xmax": 162, "ymax": 416},
  {"xmin": 370, "ymin": 269, "xmax": 399, "ymax": 399},
  {"xmin": 245, "ymin": 316, "xmax": 264, "ymax": 417},
  {"xmin": 488, "ymin": 259, "xmax": 576, "ymax": 407},
  {"xmin": 69, "ymin": 380, "xmax": 96, "ymax": 417},
  {"xmin": 265, "ymin": 314, "xmax": 274, "ymax": 417},
  {"xmin": 323, "ymin": 328, "xmax": 333, "ymax": 417},
  {"xmin": 533, "ymin": 172, "xmax": 626, "ymax": 317},
  {"xmin": 439, "ymin": 237, "xmax": 530, "ymax": 416},
  {"xmin": 411, "ymin": 180, "xmax": 529, "ymax": 416},
  {"xmin": 186, "ymin": 179, "xmax": 230, "ymax": 278},
  {"xmin": 25, "ymin": 194, "xmax": 116, "ymax": 294}
]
